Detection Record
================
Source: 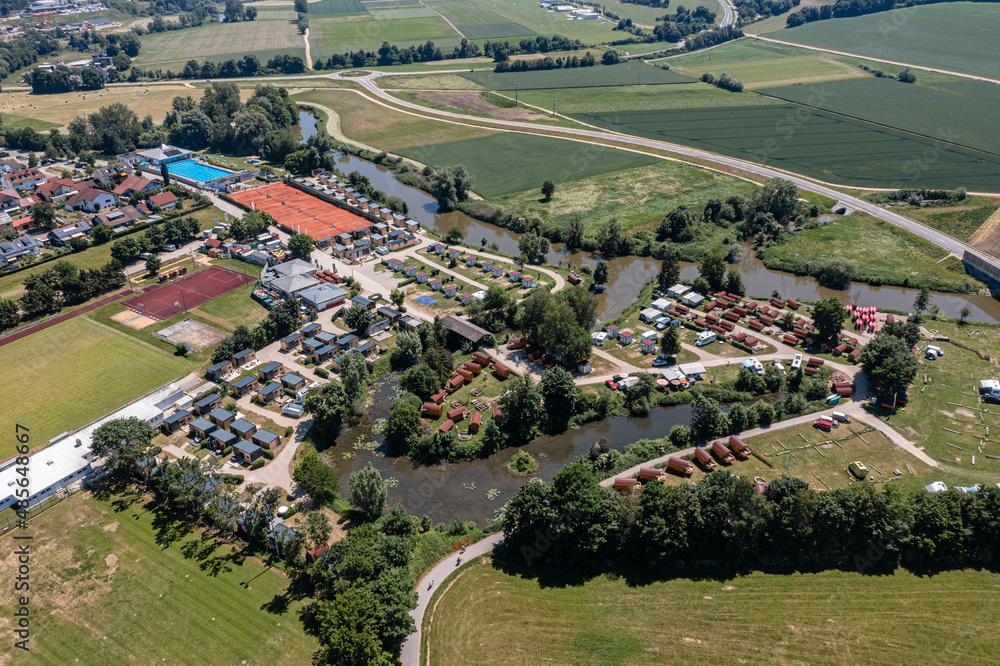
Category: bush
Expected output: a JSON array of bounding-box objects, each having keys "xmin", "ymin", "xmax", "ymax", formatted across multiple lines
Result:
[
  {"xmin": 314, "ymin": 367, "xmax": 329, "ymax": 378},
  {"xmin": 224, "ymin": 401, "xmax": 237, "ymax": 412},
  {"xmin": 284, "ymin": 426, "xmax": 294, "ymax": 437},
  {"xmin": 250, "ymin": 458, "xmax": 266, "ymax": 470},
  {"xmin": 262, "ymin": 448, "xmax": 275, "ymax": 460},
  {"xmin": 222, "ymin": 446, "xmax": 233, "ymax": 456},
  {"xmin": 219, "ymin": 473, "xmax": 244, "ymax": 485}
]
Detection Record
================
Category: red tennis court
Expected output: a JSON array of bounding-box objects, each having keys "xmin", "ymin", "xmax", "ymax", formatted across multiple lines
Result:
[
  {"xmin": 229, "ymin": 183, "xmax": 370, "ymax": 241},
  {"xmin": 121, "ymin": 266, "xmax": 254, "ymax": 321}
]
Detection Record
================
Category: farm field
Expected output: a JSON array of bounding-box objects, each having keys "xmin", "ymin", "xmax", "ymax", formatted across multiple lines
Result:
[
  {"xmin": 757, "ymin": 213, "xmax": 984, "ymax": 294},
  {"xmin": 455, "ymin": 0, "xmax": 621, "ymax": 43},
  {"xmin": 134, "ymin": 21, "xmax": 305, "ymax": 69},
  {"xmin": 307, "ymin": 0, "xmax": 367, "ymax": 15},
  {"xmin": 0, "ymin": 315, "xmax": 197, "ymax": 461},
  {"xmin": 432, "ymin": 0, "xmax": 537, "ymax": 39},
  {"xmin": 615, "ymin": 39, "xmax": 678, "ymax": 54},
  {"xmin": 463, "ymin": 61, "xmax": 692, "ymax": 89},
  {"xmin": 574, "ymin": 104, "xmax": 1000, "ymax": 192},
  {"xmin": 743, "ymin": 0, "xmax": 835, "ymax": 34},
  {"xmin": 517, "ymin": 82, "xmax": 770, "ymax": 113},
  {"xmin": 0, "ymin": 492, "xmax": 317, "ymax": 664},
  {"xmin": 377, "ymin": 72, "xmax": 487, "ymax": 89},
  {"xmin": 778, "ymin": 3, "xmax": 1000, "ymax": 80},
  {"xmin": 760, "ymin": 78, "xmax": 1000, "ymax": 156},
  {"xmin": 491, "ymin": 159, "xmax": 755, "ymax": 237},
  {"xmin": 666, "ymin": 38, "xmax": 863, "ymax": 87},
  {"xmin": 424, "ymin": 558, "xmax": 1000, "ymax": 665},
  {"xmin": 396, "ymin": 133, "xmax": 660, "ymax": 197},
  {"xmin": 309, "ymin": 15, "xmax": 462, "ymax": 61},
  {"xmin": 292, "ymin": 88, "xmax": 495, "ymax": 150}
]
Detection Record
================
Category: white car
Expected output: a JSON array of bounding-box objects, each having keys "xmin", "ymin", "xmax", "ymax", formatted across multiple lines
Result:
[
  {"xmin": 791, "ymin": 353, "xmax": 803, "ymax": 370},
  {"xmin": 773, "ymin": 361, "xmax": 786, "ymax": 375}
]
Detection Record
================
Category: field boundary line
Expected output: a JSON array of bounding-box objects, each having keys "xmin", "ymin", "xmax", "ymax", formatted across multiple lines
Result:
[{"xmin": 420, "ymin": 0, "xmax": 467, "ymax": 40}]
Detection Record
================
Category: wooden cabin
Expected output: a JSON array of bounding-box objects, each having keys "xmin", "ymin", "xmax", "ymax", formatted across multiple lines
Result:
[
  {"xmin": 712, "ymin": 440, "xmax": 735, "ymax": 463},
  {"xmin": 667, "ymin": 457, "xmax": 694, "ymax": 476},
  {"xmin": 728, "ymin": 435, "xmax": 751, "ymax": 459},
  {"xmin": 695, "ymin": 447, "xmax": 717, "ymax": 470}
]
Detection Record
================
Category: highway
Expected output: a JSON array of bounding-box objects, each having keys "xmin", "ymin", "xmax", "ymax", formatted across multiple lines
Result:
[{"xmin": 718, "ymin": 0, "xmax": 737, "ymax": 27}]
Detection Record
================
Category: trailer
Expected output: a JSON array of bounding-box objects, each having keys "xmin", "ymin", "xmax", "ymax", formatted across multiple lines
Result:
[
  {"xmin": 728, "ymin": 435, "xmax": 751, "ymax": 458},
  {"xmin": 638, "ymin": 467, "xmax": 667, "ymax": 483},
  {"xmin": 694, "ymin": 446, "xmax": 717, "ymax": 470},
  {"xmin": 667, "ymin": 457, "xmax": 694, "ymax": 476},
  {"xmin": 711, "ymin": 440, "xmax": 735, "ymax": 463},
  {"xmin": 613, "ymin": 478, "xmax": 641, "ymax": 492}
]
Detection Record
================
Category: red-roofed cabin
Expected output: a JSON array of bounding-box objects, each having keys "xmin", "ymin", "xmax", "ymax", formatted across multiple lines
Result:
[
  {"xmin": 745, "ymin": 336, "xmax": 758, "ymax": 346},
  {"xmin": 494, "ymin": 362, "xmax": 511, "ymax": 378},
  {"xmin": 462, "ymin": 361, "xmax": 482, "ymax": 375},
  {"xmin": 787, "ymin": 298, "xmax": 800, "ymax": 309},
  {"xmin": 746, "ymin": 301, "xmax": 758, "ymax": 311},
  {"xmin": 720, "ymin": 320, "xmax": 735, "ymax": 331},
  {"xmin": 430, "ymin": 389, "xmax": 447, "ymax": 404},
  {"xmin": 734, "ymin": 332, "xmax": 747, "ymax": 342},
  {"xmin": 456, "ymin": 368, "xmax": 474, "ymax": 382},
  {"xmin": 473, "ymin": 351, "xmax": 491, "ymax": 366},
  {"xmin": 508, "ymin": 337, "xmax": 527, "ymax": 349},
  {"xmin": 438, "ymin": 419, "xmax": 455, "ymax": 432},
  {"xmin": 446, "ymin": 376, "xmax": 465, "ymax": 393},
  {"xmin": 421, "ymin": 403, "xmax": 442, "ymax": 418},
  {"xmin": 469, "ymin": 411, "xmax": 482, "ymax": 433},
  {"xmin": 493, "ymin": 403, "xmax": 503, "ymax": 419},
  {"xmin": 447, "ymin": 406, "xmax": 468, "ymax": 422},
  {"xmin": 759, "ymin": 315, "xmax": 774, "ymax": 326},
  {"xmin": 748, "ymin": 320, "xmax": 764, "ymax": 331}
]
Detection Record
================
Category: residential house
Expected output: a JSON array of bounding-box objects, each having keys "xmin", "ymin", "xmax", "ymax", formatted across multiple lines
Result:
[
  {"xmin": 252, "ymin": 429, "xmax": 281, "ymax": 451},
  {"xmin": 281, "ymin": 373, "xmax": 306, "ymax": 391},
  {"xmin": 48, "ymin": 221, "xmax": 91, "ymax": 247},
  {"xmin": 257, "ymin": 361, "xmax": 285, "ymax": 383},
  {"xmin": 231, "ymin": 375, "xmax": 258, "ymax": 398},
  {"xmin": 208, "ymin": 407, "xmax": 237, "ymax": 431},
  {"xmin": 0, "ymin": 189, "xmax": 20, "ymax": 210},
  {"xmin": 93, "ymin": 205, "xmax": 142, "ymax": 231},
  {"xmin": 336, "ymin": 334, "xmax": 358, "ymax": 351},
  {"xmin": 315, "ymin": 331, "xmax": 337, "ymax": 346},
  {"xmin": 257, "ymin": 381, "xmax": 282, "ymax": 404},
  {"xmin": 112, "ymin": 174, "xmax": 158, "ymax": 199},
  {"xmin": 352, "ymin": 295, "xmax": 376, "ymax": 311},
  {"xmin": 193, "ymin": 393, "xmax": 222, "ymax": 415},
  {"xmin": 301, "ymin": 322, "xmax": 321, "ymax": 337},
  {"xmin": 2, "ymin": 167, "xmax": 46, "ymax": 191},
  {"xmin": 35, "ymin": 178, "xmax": 75, "ymax": 202},
  {"xmin": 0, "ymin": 158, "xmax": 21, "ymax": 173},
  {"xmin": 147, "ymin": 191, "xmax": 178, "ymax": 211},
  {"xmin": 312, "ymin": 344, "xmax": 336, "ymax": 363},
  {"xmin": 355, "ymin": 341, "xmax": 376, "ymax": 358},
  {"xmin": 376, "ymin": 306, "xmax": 401, "ymax": 324},
  {"xmin": 92, "ymin": 161, "xmax": 131, "ymax": 188},
  {"xmin": 682, "ymin": 292, "xmax": 705, "ymax": 308},
  {"xmin": 64, "ymin": 187, "xmax": 116, "ymax": 213},
  {"xmin": 210, "ymin": 429, "xmax": 237, "ymax": 451},
  {"xmin": 667, "ymin": 284, "xmax": 690, "ymax": 299},
  {"xmin": 160, "ymin": 409, "xmax": 192, "ymax": 434},
  {"xmin": 188, "ymin": 417, "xmax": 215, "ymax": 440},
  {"xmin": 207, "ymin": 360, "xmax": 233, "ymax": 380},
  {"xmin": 399, "ymin": 315, "xmax": 421, "ymax": 331},
  {"xmin": 232, "ymin": 440, "xmax": 263, "ymax": 464},
  {"xmin": 0, "ymin": 235, "xmax": 42, "ymax": 268},
  {"xmin": 230, "ymin": 418, "xmax": 257, "ymax": 441},
  {"xmin": 280, "ymin": 331, "xmax": 303, "ymax": 351}
]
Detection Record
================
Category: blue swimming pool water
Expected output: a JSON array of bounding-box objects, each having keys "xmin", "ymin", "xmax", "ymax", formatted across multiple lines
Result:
[{"xmin": 166, "ymin": 159, "xmax": 235, "ymax": 183}]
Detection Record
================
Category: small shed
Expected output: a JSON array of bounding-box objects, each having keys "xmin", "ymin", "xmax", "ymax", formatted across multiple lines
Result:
[
  {"xmin": 252, "ymin": 429, "xmax": 281, "ymax": 450},
  {"xmin": 443, "ymin": 284, "xmax": 457, "ymax": 298},
  {"xmin": 620, "ymin": 330, "xmax": 633, "ymax": 345},
  {"xmin": 280, "ymin": 331, "xmax": 303, "ymax": 351},
  {"xmin": 417, "ymin": 271, "xmax": 428, "ymax": 283},
  {"xmin": 230, "ymin": 418, "xmax": 257, "ymax": 440},
  {"xmin": 492, "ymin": 266, "xmax": 504, "ymax": 278},
  {"xmin": 232, "ymin": 440, "xmax": 263, "ymax": 464},
  {"xmin": 430, "ymin": 278, "xmax": 443, "ymax": 291},
  {"xmin": 521, "ymin": 275, "xmax": 533, "ymax": 288}
]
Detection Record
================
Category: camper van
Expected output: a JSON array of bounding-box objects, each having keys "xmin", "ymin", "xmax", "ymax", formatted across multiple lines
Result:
[
  {"xmin": 791, "ymin": 353, "xmax": 803, "ymax": 370},
  {"xmin": 849, "ymin": 461, "xmax": 869, "ymax": 480},
  {"xmin": 925, "ymin": 345, "xmax": 943, "ymax": 360},
  {"xmin": 695, "ymin": 331, "xmax": 717, "ymax": 347},
  {"xmin": 832, "ymin": 411, "xmax": 850, "ymax": 423}
]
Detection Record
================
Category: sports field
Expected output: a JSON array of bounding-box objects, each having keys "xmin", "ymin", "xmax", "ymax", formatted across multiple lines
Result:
[
  {"xmin": 396, "ymin": 133, "xmax": 660, "ymax": 197},
  {"xmin": 464, "ymin": 62, "xmax": 692, "ymax": 89},
  {"xmin": 135, "ymin": 20, "xmax": 305, "ymax": 69},
  {"xmin": 122, "ymin": 266, "xmax": 255, "ymax": 321},
  {"xmin": 779, "ymin": 3, "xmax": 1000, "ymax": 80},
  {"xmin": 0, "ymin": 315, "xmax": 196, "ymax": 460},
  {"xmin": 760, "ymin": 77, "xmax": 1000, "ymax": 156},
  {"xmin": 574, "ymin": 105, "xmax": 1000, "ymax": 192},
  {"xmin": 424, "ymin": 558, "xmax": 1000, "ymax": 665},
  {"xmin": 229, "ymin": 182, "xmax": 373, "ymax": 240},
  {"xmin": 310, "ymin": 15, "xmax": 462, "ymax": 60},
  {"xmin": 0, "ymin": 492, "xmax": 317, "ymax": 663}
]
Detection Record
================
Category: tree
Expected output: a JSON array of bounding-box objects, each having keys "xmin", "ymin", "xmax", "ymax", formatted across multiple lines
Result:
[
  {"xmin": 0, "ymin": 298, "xmax": 19, "ymax": 332},
  {"xmin": 160, "ymin": 161, "xmax": 170, "ymax": 186},
  {"xmin": 499, "ymin": 374, "xmax": 545, "ymax": 445},
  {"xmin": 660, "ymin": 325, "xmax": 681, "ymax": 358},
  {"xmin": 690, "ymin": 391, "xmax": 729, "ymax": 442},
  {"xmin": 596, "ymin": 217, "xmax": 626, "ymax": 257},
  {"xmin": 383, "ymin": 504, "xmax": 417, "ymax": 538},
  {"xmin": 112, "ymin": 52, "xmax": 131, "ymax": 72},
  {"xmin": 304, "ymin": 381, "xmax": 349, "ymax": 440},
  {"xmin": 392, "ymin": 330, "xmax": 422, "ymax": 367},
  {"xmin": 390, "ymin": 288, "xmax": 405, "ymax": 309},
  {"xmin": 540, "ymin": 366, "xmax": 578, "ymax": 432},
  {"xmin": 913, "ymin": 287, "xmax": 931, "ymax": 319},
  {"xmin": 288, "ymin": 233, "xmax": 314, "ymax": 260},
  {"xmin": 657, "ymin": 244, "xmax": 680, "ymax": 288},
  {"xmin": 80, "ymin": 67, "xmax": 105, "ymax": 91},
  {"xmin": 564, "ymin": 216, "xmax": 585, "ymax": 250},
  {"xmin": 541, "ymin": 179, "xmax": 555, "ymax": 201},
  {"xmin": 518, "ymin": 230, "xmax": 549, "ymax": 265},
  {"xmin": 350, "ymin": 462, "xmax": 387, "ymax": 521},
  {"xmin": 430, "ymin": 165, "xmax": 473, "ymax": 210},
  {"xmin": 90, "ymin": 417, "xmax": 156, "ymax": 482},
  {"xmin": 724, "ymin": 268, "xmax": 744, "ymax": 296},
  {"xmin": 958, "ymin": 305, "xmax": 972, "ymax": 325},
  {"xmin": 815, "ymin": 257, "xmax": 857, "ymax": 288},
  {"xmin": 303, "ymin": 510, "xmax": 333, "ymax": 549},
  {"xmin": 293, "ymin": 450, "xmax": 341, "ymax": 506},
  {"xmin": 859, "ymin": 334, "xmax": 918, "ymax": 398},
  {"xmin": 699, "ymin": 252, "xmax": 726, "ymax": 291},
  {"xmin": 812, "ymin": 297, "xmax": 846, "ymax": 340},
  {"xmin": 28, "ymin": 201, "xmax": 57, "ymax": 229},
  {"xmin": 339, "ymin": 351, "xmax": 370, "ymax": 406},
  {"xmin": 446, "ymin": 226, "xmax": 464, "ymax": 243},
  {"xmin": 399, "ymin": 363, "xmax": 441, "ymax": 400},
  {"xmin": 145, "ymin": 256, "xmax": 162, "ymax": 275},
  {"xmin": 87, "ymin": 102, "xmax": 141, "ymax": 154},
  {"xmin": 593, "ymin": 260, "xmax": 609, "ymax": 287},
  {"xmin": 384, "ymin": 401, "xmax": 422, "ymax": 455},
  {"xmin": 92, "ymin": 223, "xmax": 113, "ymax": 245},
  {"xmin": 293, "ymin": 0, "xmax": 308, "ymax": 12},
  {"xmin": 344, "ymin": 303, "xmax": 371, "ymax": 335}
]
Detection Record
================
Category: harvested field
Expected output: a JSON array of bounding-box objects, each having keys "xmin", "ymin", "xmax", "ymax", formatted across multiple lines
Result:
[
  {"xmin": 464, "ymin": 62, "xmax": 692, "ymax": 90},
  {"xmin": 135, "ymin": 21, "xmax": 304, "ymax": 68},
  {"xmin": 968, "ymin": 207, "xmax": 1000, "ymax": 257}
]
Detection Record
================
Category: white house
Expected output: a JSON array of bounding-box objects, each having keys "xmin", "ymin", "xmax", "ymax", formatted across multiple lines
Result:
[
  {"xmin": 64, "ymin": 187, "xmax": 117, "ymax": 213},
  {"xmin": 652, "ymin": 298, "xmax": 673, "ymax": 311},
  {"xmin": 682, "ymin": 292, "xmax": 705, "ymax": 308},
  {"xmin": 667, "ymin": 284, "xmax": 690, "ymax": 300},
  {"xmin": 639, "ymin": 307, "xmax": 662, "ymax": 323}
]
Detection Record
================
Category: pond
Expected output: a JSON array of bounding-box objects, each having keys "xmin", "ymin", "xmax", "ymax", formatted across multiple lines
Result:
[
  {"xmin": 297, "ymin": 109, "xmax": 318, "ymax": 144},
  {"xmin": 328, "ymin": 151, "xmax": 1000, "ymax": 324}
]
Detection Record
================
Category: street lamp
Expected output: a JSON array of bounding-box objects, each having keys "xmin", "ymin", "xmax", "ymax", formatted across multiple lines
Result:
[{"xmin": 174, "ymin": 290, "xmax": 189, "ymax": 317}]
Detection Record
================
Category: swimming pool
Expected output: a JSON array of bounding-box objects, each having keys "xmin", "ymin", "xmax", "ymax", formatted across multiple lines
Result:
[{"xmin": 166, "ymin": 159, "xmax": 236, "ymax": 184}]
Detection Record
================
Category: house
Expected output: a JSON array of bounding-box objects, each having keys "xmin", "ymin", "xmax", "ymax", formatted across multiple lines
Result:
[
  {"xmin": 64, "ymin": 187, "xmax": 116, "ymax": 213},
  {"xmin": 640, "ymin": 307, "xmax": 662, "ymax": 324},
  {"xmin": 429, "ymin": 278, "xmax": 443, "ymax": 291},
  {"xmin": 352, "ymin": 294, "xmax": 376, "ymax": 311},
  {"xmin": 207, "ymin": 428, "xmax": 236, "ymax": 451},
  {"xmin": 280, "ymin": 331, "xmax": 303, "ymax": 351},
  {"xmin": 370, "ymin": 233, "xmax": 385, "ymax": 246},
  {"xmin": 443, "ymin": 284, "xmax": 457, "ymax": 298},
  {"xmin": 314, "ymin": 331, "xmax": 337, "ymax": 347},
  {"xmin": 160, "ymin": 409, "xmax": 192, "ymax": 434},
  {"xmin": 47, "ymin": 221, "xmax": 91, "ymax": 247},
  {"xmin": 0, "ymin": 158, "xmax": 21, "ymax": 174},
  {"xmin": 232, "ymin": 348, "xmax": 256, "ymax": 367},
  {"xmin": 207, "ymin": 360, "xmax": 233, "ymax": 380},
  {"xmin": 313, "ymin": 344, "xmax": 337, "ymax": 363},
  {"xmin": 667, "ymin": 284, "xmax": 690, "ymax": 299},
  {"xmin": 257, "ymin": 381, "xmax": 283, "ymax": 404},
  {"xmin": 301, "ymin": 322, "xmax": 321, "ymax": 337},
  {"xmin": 442, "ymin": 315, "xmax": 492, "ymax": 345},
  {"xmin": 193, "ymin": 393, "xmax": 222, "ymax": 415},
  {"xmin": 652, "ymin": 298, "xmax": 673, "ymax": 312},
  {"xmin": 208, "ymin": 407, "xmax": 237, "ymax": 431},
  {"xmin": 148, "ymin": 191, "xmax": 178, "ymax": 211},
  {"xmin": 35, "ymin": 178, "xmax": 75, "ymax": 202},
  {"xmin": 0, "ymin": 235, "xmax": 42, "ymax": 267},
  {"xmin": 281, "ymin": 373, "xmax": 306, "ymax": 391},
  {"xmin": 0, "ymin": 189, "xmax": 20, "ymax": 210},
  {"xmin": 682, "ymin": 292, "xmax": 705, "ymax": 308},
  {"xmin": 1, "ymin": 167, "xmax": 46, "ymax": 190},
  {"xmin": 112, "ymin": 174, "xmax": 158, "ymax": 199},
  {"xmin": 400, "ymin": 315, "xmax": 421, "ymax": 331},
  {"xmin": 257, "ymin": 361, "xmax": 286, "ymax": 382},
  {"xmin": 365, "ymin": 317, "xmax": 391, "ymax": 337},
  {"xmin": 231, "ymin": 375, "xmax": 258, "ymax": 398},
  {"xmin": 301, "ymin": 337, "xmax": 323, "ymax": 355},
  {"xmin": 376, "ymin": 306, "xmax": 401, "ymax": 324},
  {"xmin": 416, "ymin": 271, "xmax": 428, "ymax": 283},
  {"xmin": 94, "ymin": 205, "xmax": 142, "ymax": 230},
  {"xmin": 355, "ymin": 341, "xmax": 376, "ymax": 358},
  {"xmin": 129, "ymin": 144, "xmax": 193, "ymax": 166},
  {"xmin": 299, "ymin": 283, "xmax": 349, "ymax": 312},
  {"xmin": 620, "ymin": 330, "xmax": 634, "ymax": 345},
  {"xmin": 232, "ymin": 440, "xmax": 263, "ymax": 464},
  {"xmin": 492, "ymin": 266, "xmax": 504, "ymax": 278},
  {"xmin": 230, "ymin": 418, "xmax": 257, "ymax": 440},
  {"xmin": 188, "ymin": 417, "xmax": 215, "ymax": 440},
  {"xmin": 252, "ymin": 429, "xmax": 281, "ymax": 451},
  {"xmin": 92, "ymin": 161, "xmax": 131, "ymax": 187}
]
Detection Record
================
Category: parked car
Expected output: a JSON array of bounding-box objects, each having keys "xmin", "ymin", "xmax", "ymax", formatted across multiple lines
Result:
[
  {"xmin": 605, "ymin": 379, "xmax": 619, "ymax": 391},
  {"xmin": 813, "ymin": 419, "xmax": 833, "ymax": 432}
]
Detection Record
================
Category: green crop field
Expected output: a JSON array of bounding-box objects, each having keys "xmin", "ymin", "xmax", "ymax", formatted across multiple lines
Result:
[
  {"xmin": 310, "ymin": 15, "xmax": 462, "ymax": 60},
  {"xmin": 0, "ymin": 315, "xmax": 197, "ymax": 461},
  {"xmin": 396, "ymin": 133, "xmax": 660, "ymax": 197},
  {"xmin": 885, "ymin": 196, "xmax": 1000, "ymax": 243},
  {"xmin": 761, "ymin": 78, "xmax": 1000, "ymax": 156},
  {"xmin": 0, "ymin": 492, "xmax": 317, "ymax": 663},
  {"xmin": 459, "ymin": 21, "xmax": 537, "ymax": 39},
  {"xmin": 369, "ymin": 6, "xmax": 437, "ymax": 19},
  {"xmin": 424, "ymin": 558, "xmax": 1000, "ymax": 665},
  {"xmin": 135, "ymin": 21, "xmax": 305, "ymax": 68},
  {"xmin": 307, "ymin": 0, "xmax": 366, "ymax": 15},
  {"xmin": 518, "ymin": 82, "xmax": 770, "ymax": 113},
  {"xmin": 451, "ymin": 0, "xmax": 620, "ymax": 43},
  {"xmin": 463, "ymin": 62, "xmax": 692, "ymax": 89},
  {"xmin": 615, "ymin": 39, "xmax": 678, "ymax": 54},
  {"xmin": 666, "ymin": 37, "xmax": 864, "ymax": 87},
  {"xmin": 779, "ymin": 3, "xmax": 1000, "ymax": 80},
  {"xmin": 574, "ymin": 104, "xmax": 1000, "ymax": 192}
]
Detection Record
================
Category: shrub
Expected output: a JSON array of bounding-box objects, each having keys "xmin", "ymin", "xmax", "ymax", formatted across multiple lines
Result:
[
  {"xmin": 262, "ymin": 449, "xmax": 275, "ymax": 460},
  {"xmin": 315, "ymin": 367, "xmax": 329, "ymax": 378},
  {"xmin": 250, "ymin": 458, "xmax": 266, "ymax": 470},
  {"xmin": 219, "ymin": 473, "xmax": 244, "ymax": 485},
  {"xmin": 284, "ymin": 426, "xmax": 294, "ymax": 437},
  {"xmin": 222, "ymin": 446, "xmax": 233, "ymax": 456},
  {"xmin": 224, "ymin": 401, "xmax": 237, "ymax": 411}
]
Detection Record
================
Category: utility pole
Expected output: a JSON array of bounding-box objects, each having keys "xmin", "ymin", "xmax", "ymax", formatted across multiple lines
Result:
[
  {"xmin": 552, "ymin": 98, "xmax": 556, "ymax": 116},
  {"xmin": 515, "ymin": 82, "xmax": 518, "ymax": 105}
]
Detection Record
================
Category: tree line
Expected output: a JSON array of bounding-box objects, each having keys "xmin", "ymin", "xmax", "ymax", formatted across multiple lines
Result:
[
  {"xmin": 0, "ymin": 259, "xmax": 125, "ymax": 331},
  {"xmin": 785, "ymin": 0, "xmax": 997, "ymax": 27},
  {"xmin": 497, "ymin": 462, "xmax": 1000, "ymax": 575}
]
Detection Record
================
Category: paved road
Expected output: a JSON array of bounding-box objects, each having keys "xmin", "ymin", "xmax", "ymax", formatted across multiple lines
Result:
[
  {"xmin": 718, "ymin": 0, "xmax": 737, "ymax": 27},
  {"xmin": 351, "ymin": 73, "xmax": 999, "ymax": 272}
]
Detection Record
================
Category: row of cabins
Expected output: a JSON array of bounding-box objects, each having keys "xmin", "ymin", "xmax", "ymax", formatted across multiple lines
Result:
[
  {"xmin": 420, "ymin": 352, "xmax": 511, "ymax": 434},
  {"xmin": 310, "ymin": 172, "xmax": 421, "ymax": 230},
  {"xmin": 160, "ymin": 403, "xmax": 283, "ymax": 464}
]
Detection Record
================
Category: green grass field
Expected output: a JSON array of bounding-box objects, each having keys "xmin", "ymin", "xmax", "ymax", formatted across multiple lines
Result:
[
  {"xmin": 0, "ymin": 315, "xmax": 197, "ymax": 460},
  {"xmin": 666, "ymin": 38, "xmax": 864, "ymax": 87},
  {"xmin": 396, "ymin": 132, "xmax": 660, "ymax": 197},
  {"xmin": 615, "ymin": 39, "xmax": 678, "ymax": 54},
  {"xmin": 779, "ymin": 3, "xmax": 1000, "ymax": 80},
  {"xmin": 454, "ymin": 0, "xmax": 621, "ymax": 43},
  {"xmin": 760, "ymin": 77, "xmax": 1000, "ymax": 156},
  {"xmin": 135, "ymin": 21, "xmax": 305, "ymax": 69},
  {"xmin": 757, "ymin": 213, "xmax": 984, "ymax": 293},
  {"xmin": 424, "ymin": 558, "xmax": 1000, "ymax": 665},
  {"xmin": 464, "ymin": 61, "xmax": 691, "ymax": 89},
  {"xmin": 433, "ymin": 0, "xmax": 537, "ymax": 38},
  {"xmin": 377, "ymin": 72, "xmax": 487, "ymax": 89},
  {"xmin": 885, "ymin": 196, "xmax": 1000, "ymax": 243},
  {"xmin": 518, "ymin": 81, "xmax": 770, "ymax": 113},
  {"xmin": 574, "ymin": 103, "xmax": 1000, "ymax": 192},
  {"xmin": 0, "ymin": 492, "xmax": 317, "ymax": 663},
  {"xmin": 310, "ymin": 15, "xmax": 462, "ymax": 60},
  {"xmin": 307, "ymin": 0, "xmax": 366, "ymax": 14}
]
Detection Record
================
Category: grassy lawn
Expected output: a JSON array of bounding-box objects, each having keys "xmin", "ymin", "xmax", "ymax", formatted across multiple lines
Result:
[
  {"xmin": 490, "ymin": 159, "xmax": 755, "ymax": 237},
  {"xmin": 0, "ymin": 492, "xmax": 317, "ymax": 663},
  {"xmin": 135, "ymin": 21, "xmax": 305, "ymax": 69},
  {"xmin": 396, "ymin": 133, "xmax": 660, "ymax": 198},
  {"xmin": 291, "ymin": 88, "xmax": 495, "ymax": 151},
  {"xmin": 518, "ymin": 82, "xmax": 771, "ymax": 113},
  {"xmin": 779, "ymin": 2, "xmax": 1000, "ymax": 80},
  {"xmin": 424, "ymin": 557, "xmax": 1000, "ymax": 665},
  {"xmin": 463, "ymin": 62, "xmax": 692, "ymax": 90},
  {"xmin": 191, "ymin": 277, "xmax": 268, "ymax": 331},
  {"xmin": 757, "ymin": 214, "xmax": 985, "ymax": 293},
  {"xmin": 2, "ymin": 85, "xmax": 205, "ymax": 129},
  {"xmin": 0, "ymin": 315, "xmax": 199, "ymax": 460}
]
